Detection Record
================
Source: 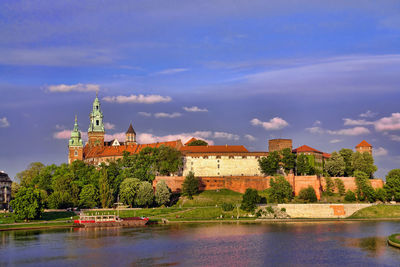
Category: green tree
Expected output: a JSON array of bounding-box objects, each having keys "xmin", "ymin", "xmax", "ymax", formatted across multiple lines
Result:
[
  {"xmin": 296, "ymin": 154, "xmax": 312, "ymax": 176},
  {"xmin": 241, "ymin": 188, "xmax": 261, "ymax": 212},
  {"xmin": 334, "ymin": 178, "xmax": 346, "ymax": 196},
  {"xmin": 268, "ymin": 175, "xmax": 293, "ymax": 203},
  {"xmin": 79, "ymin": 184, "xmax": 99, "ymax": 208},
  {"xmin": 354, "ymin": 170, "xmax": 375, "ymax": 202},
  {"xmin": 187, "ymin": 140, "xmax": 208, "ymax": 146},
  {"xmin": 155, "ymin": 180, "xmax": 172, "ymax": 206},
  {"xmin": 11, "ymin": 182, "xmax": 20, "ymax": 199},
  {"xmin": 48, "ymin": 165, "xmax": 80, "ymax": 208},
  {"xmin": 182, "ymin": 171, "xmax": 199, "ymax": 199},
  {"xmin": 281, "ymin": 148, "xmax": 296, "ymax": 174},
  {"xmin": 156, "ymin": 146, "xmax": 183, "ymax": 176},
  {"xmin": 10, "ymin": 187, "xmax": 45, "ymax": 221},
  {"xmin": 119, "ymin": 178, "xmax": 140, "ymax": 207},
  {"xmin": 325, "ymin": 176, "xmax": 335, "ymax": 196},
  {"xmin": 384, "ymin": 169, "xmax": 400, "ymax": 202},
  {"xmin": 298, "ymin": 186, "xmax": 318, "ymax": 203},
  {"xmin": 259, "ymin": 151, "xmax": 280, "ymax": 176},
  {"xmin": 352, "ymin": 152, "xmax": 377, "ymax": 178},
  {"xmin": 16, "ymin": 162, "xmax": 45, "ymax": 188},
  {"xmin": 344, "ymin": 190, "xmax": 356, "ymax": 202},
  {"xmin": 375, "ymin": 188, "xmax": 387, "ymax": 202},
  {"xmin": 135, "ymin": 182, "xmax": 154, "ymax": 207},
  {"xmin": 339, "ymin": 148, "xmax": 354, "ymax": 176},
  {"xmin": 324, "ymin": 152, "xmax": 345, "ymax": 177},
  {"xmin": 99, "ymin": 167, "xmax": 113, "ymax": 208}
]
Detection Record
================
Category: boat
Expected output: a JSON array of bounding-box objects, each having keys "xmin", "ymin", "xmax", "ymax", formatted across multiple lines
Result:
[{"xmin": 73, "ymin": 214, "xmax": 149, "ymax": 228}]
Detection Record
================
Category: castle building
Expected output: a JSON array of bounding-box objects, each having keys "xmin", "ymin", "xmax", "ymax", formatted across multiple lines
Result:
[
  {"xmin": 0, "ymin": 171, "xmax": 12, "ymax": 210},
  {"xmin": 269, "ymin": 139, "xmax": 292, "ymax": 152},
  {"xmin": 355, "ymin": 140, "xmax": 373, "ymax": 155}
]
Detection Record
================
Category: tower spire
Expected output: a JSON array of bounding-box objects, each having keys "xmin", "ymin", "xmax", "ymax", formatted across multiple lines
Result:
[
  {"xmin": 87, "ymin": 93, "xmax": 105, "ymax": 147},
  {"xmin": 68, "ymin": 116, "xmax": 83, "ymax": 164}
]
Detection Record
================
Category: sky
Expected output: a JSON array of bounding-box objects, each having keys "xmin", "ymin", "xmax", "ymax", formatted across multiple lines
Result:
[{"xmin": 1, "ymin": 0, "xmax": 400, "ymax": 180}]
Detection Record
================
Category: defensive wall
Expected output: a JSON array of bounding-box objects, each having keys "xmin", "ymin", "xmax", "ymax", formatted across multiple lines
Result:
[
  {"xmin": 153, "ymin": 174, "xmax": 384, "ymax": 200},
  {"xmin": 277, "ymin": 203, "xmax": 374, "ymax": 218}
]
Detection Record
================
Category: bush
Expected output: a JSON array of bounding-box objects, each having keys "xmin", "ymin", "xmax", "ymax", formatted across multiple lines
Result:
[
  {"xmin": 221, "ymin": 202, "xmax": 235, "ymax": 211},
  {"xmin": 344, "ymin": 190, "xmax": 356, "ymax": 202},
  {"xmin": 182, "ymin": 171, "xmax": 199, "ymax": 199},
  {"xmin": 10, "ymin": 187, "xmax": 45, "ymax": 220},
  {"xmin": 375, "ymin": 188, "xmax": 387, "ymax": 202},
  {"xmin": 155, "ymin": 180, "xmax": 172, "ymax": 206},
  {"xmin": 298, "ymin": 186, "xmax": 318, "ymax": 203},
  {"xmin": 354, "ymin": 171, "xmax": 375, "ymax": 202},
  {"xmin": 268, "ymin": 175, "xmax": 293, "ymax": 203},
  {"xmin": 241, "ymin": 189, "xmax": 261, "ymax": 212},
  {"xmin": 334, "ymin": 178, "xmax": 346, "ymax": 196},
  {"xmin": 135, "ymin": 182, "xmax": 154, "ymax": 207},
  {"xmin": 325, "ymin": 176, "xmax": 334, "ymax": 196},
  {"xmin": 266, "ymin": 206, "xmax": 274, "ymax": 214},
  {"xmin": 281, "ymin": 207, "xmax": 286, "ymax": 212}
]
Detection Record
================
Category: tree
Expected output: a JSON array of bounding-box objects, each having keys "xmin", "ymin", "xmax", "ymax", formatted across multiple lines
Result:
[
  {"xmin": 344, "ymin": 190, "xmax": 356, "ymax": 202},
  {"xmin": 334, "ymin": 178, "xmax": 346, "ymax": 196},
  {"xmin": 281, "ymin": 148, "xmax": 296, "ymax": 174},
  {"xmin": 119, "ymin": 178, "xmax": 140, "ymax": 207},
  {"xmin": 16, "ymin": 162, "xmax": 45, "ymax": 188},
  {"xmin": 155, "ymin": 180, "xmax": 172, "ymax": 206},
  {"xmin": 324, "ymin": 152, "xmax": 345, "ymax": 177},
  {"xmin": 339, "ymin": 148, "xmax": 354, "ymax": 176},
  {"xmin": 384, "ymin": 169, "xmax": 400, "ymax": 202},
  {"xmin": 135, "ymin": 182, "xmax": 154, "ymax": 207},
  {"xmin": 48, "ymin": 166, "xmax": 80, "ymax": 208},
  {"xmin": 187, "ymin": 140, "xmax": 208, "ymax": 146},
  {"xmin": 11, "ymin": 182, "xmax": 20, "ymax": 199},
  {"xmin": 298, "ymin": 186, "xmax": 318, "ymax": 203},
  {"xmin": 79, "ymin": 184, "xmax": 99, "ymax": 208},
  {"xmin": 354, "ymin": 170, "xmax": 375, "ymax": 202},
  {"xmin": 352, "ymin": 152, "xmax": 377, "ymax": 178},
  {"xmin": 325, "ymin": 176, "xmax": 335, "ymax": 196},
  {"xmin": 296, "ymin": 154, "xmax": 312, "ymax": 176},
  {"xmin": 259, "ymin": 151, "xmax": 280, "ymax": 176},
  {"xmin": 182, "ymin": 171, "xmax": 199, "ymax": 199},
  {"xmin": 10, "ymin": 187, "xmax": 45, "ymax": 221},
  {"xmin": 99, "ymin": 167, "xmax": 113, "ymax": 208},
  {"xmin": 375, "ymin": 188, "xmax": 387, "ymax": 202},
  {"xmin": 156, "ymin": 146, "xmax": 183, "ymax": 176},
  {"xmin": 241, "ymin": 188, "xmax": 261, "ymax": 212},
  {"xmin": 268, "ymin": 175, "xmax": 293, "ymax": 203}
]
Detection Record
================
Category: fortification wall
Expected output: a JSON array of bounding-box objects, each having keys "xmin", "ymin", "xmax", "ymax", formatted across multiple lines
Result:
[
  {"xmin": 277, "ymin": 203, "xmax": 373, "ymax": 218},
  {"xmin": 320, "ymin": 177, "xmax": 384, "ymax": 193}
]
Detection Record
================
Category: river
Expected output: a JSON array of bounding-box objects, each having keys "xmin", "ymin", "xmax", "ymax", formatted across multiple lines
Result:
[{"xmin": 1, "ymin": 221, "xmax": 400, "ymax": 266}]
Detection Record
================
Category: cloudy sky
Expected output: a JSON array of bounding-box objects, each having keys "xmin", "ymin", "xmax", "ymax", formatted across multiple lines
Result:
[{"xmin": 1, "ymin": 1, "xmax": 400, "ymax": 179}]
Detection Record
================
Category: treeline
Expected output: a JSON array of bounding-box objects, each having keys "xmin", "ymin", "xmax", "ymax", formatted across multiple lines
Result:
[
  {"xmin": 258, "ymin": 148, "xmax": 377, "ymax": 178},
  {"xmin": 11, "ymin": 146, "xmax": 182, "ymax": 215}
]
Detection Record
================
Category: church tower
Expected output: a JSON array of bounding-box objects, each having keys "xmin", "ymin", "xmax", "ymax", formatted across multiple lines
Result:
[
  {"xmin": 68, "ymin": 115, "xmax": 83, "ymax": 164},
  {"xmin": 88, "ymin": 93, "xmax": 105, "ymax": 147},
  {"xmin": 125, "ymin": 123, "xmax": 137, "ymax": 145}
]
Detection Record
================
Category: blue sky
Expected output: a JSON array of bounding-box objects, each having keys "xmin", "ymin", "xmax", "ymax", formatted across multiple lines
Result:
[{"xmin": 1, "ymin": 0, "xmax": 400, "ymax": 179}]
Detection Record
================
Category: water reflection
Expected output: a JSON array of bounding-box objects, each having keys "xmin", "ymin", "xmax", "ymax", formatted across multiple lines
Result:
[{"xmin": 0, "ymin": 222, "xmax": 399, "ymax": 266}]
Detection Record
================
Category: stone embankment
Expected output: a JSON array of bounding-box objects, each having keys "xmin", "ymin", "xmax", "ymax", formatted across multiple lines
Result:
[{"xmin": 277, "ymin": 203, "xmax": 373, "ymax": 218}]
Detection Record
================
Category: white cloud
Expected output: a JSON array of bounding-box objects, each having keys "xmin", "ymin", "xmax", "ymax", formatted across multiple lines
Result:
[
  {"xmin": 0, "ymin": 117, "xmax": 10, "ymax": 128},
  {"xmin": 47, "ymin": 83, "xmax": 99, "ymax": 93},
  {"xmin": 343, "ymin": 118, "xmax": 374, "ymax": 126},
  {"xmin": 53, "ymin": 130, "xmax": 87, "ymax": 140},
  {"xmin": 103, "ymin": 94, "xmax": 172, "ymax": 104},
  {"xmin": 154, "ymin": 68, "xmax": 188, "ymax": 75},
  {"xmin": 138, "ymin": 112, "xmax": 152, "ymax": 117},
  {"xmin": 360, "ymin": 110, "xmax": 378, "ymax": 118},
  {"xmin": 389, "ymin": 135, "xmax": 400, "ymax": 142},
  {"xmin": 244, "ymin": 134, "xmax": 256, "ymax": 142},
  {"xmin": 213, "ymin": 132, "xmax": 239, "ymax": 141},
  {"xmin": 374, "ymin": 113, "xmax": 400, "ymax": 131},
  {"xmin": 183, "ymin": 106, "xmax": 208, "ymax": 112},
  {"xmin": 104, "ymin": 122, "xmax": 115, "ymax": 130},
  {"xmin": 374, "ymin": 147, "xmax": 388, "ymax": 157},
  {"xmin": 137, "ymin": 132, "xmax": 214, "ymax": 145},
  {"xmin": 330, "ymin": 139, "xmax": 342, "ymax": 144},
  {"xmin": 55, "ymin": 124, "xmax": 65, "ymax": 130},
  {"xmin": 307, "ymin": 126, "xmax": 370, "ymax": 136},
  {"xmin": 313, "ymin": 120, "xmax": 322, "ymax": 126},
  {"xmin": 154, "ymin": 112, "xmax": 182, "ymax": 118},
  {"xmin": 105, "ymin": 132, "xmax": 126, "ymax": 141},
  {"xmin": 251, "ymin": 117, "xmax": 289, "ymax": 130},
  {"xmin": 306, "ymin": 126, "xmax": 325, "ymax": 134}
]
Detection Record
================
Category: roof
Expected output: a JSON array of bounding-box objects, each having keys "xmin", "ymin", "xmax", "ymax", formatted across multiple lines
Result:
[
  {"xmin": 180, "ymin": 145, "xmax": 249, "ymax": 154},
  {"xmin": 323, "ymin": 153, "xmax": 331, "ymax": 159},
  {"xmin": 84, "ymin": 140, "xmax": 183, "ymax": 158},
  {"xmin": 356, "ymin": 140, "xmax": 372, "ymax": 148},
  {"xmin": 184, "ymin": 137, "xmax": 197, "ymax": 146},
  {"xmin": 126, "ymin": 123, "xmax": 136, "ymax": 135},
  {"xmin": 0, "ymin": 172, "xmax": 12, "ymax": 183},
  {"xmin": 293, "ymin": 145, "xmax": 322, "ymax": 154}
]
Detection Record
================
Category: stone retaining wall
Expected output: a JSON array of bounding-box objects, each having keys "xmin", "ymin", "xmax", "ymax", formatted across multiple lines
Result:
[{"xmin": 277, "ymin": 203, "xmax": 373, "ymax": 218}]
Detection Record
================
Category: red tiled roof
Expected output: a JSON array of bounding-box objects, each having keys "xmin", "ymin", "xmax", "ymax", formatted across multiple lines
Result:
[
  {"xmin": 293, "ymin": 145, "xmax": 322, "ymax": 154},
  {"xmin": 180, "ymin": 145, "xmax": 249, "ymax": 153},
  {"xmin": 184, "ymin": 137, "xmax": 197, "ymax": 146},
  {"xmin": 323, "ymin": 153, "xmax": 331, "ymax": 159},
  {"xmin": 356, "ymin": 140, "xmax": 372, "ymax": 148},
  {"xmin": 84, "ymin": 140, "xmax": 183, "ymax": 158}
]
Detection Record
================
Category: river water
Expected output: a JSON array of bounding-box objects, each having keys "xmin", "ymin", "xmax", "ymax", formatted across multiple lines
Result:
[{"xmin": 1, "ymin": 221, "xmax": 400, "ymax": 266}]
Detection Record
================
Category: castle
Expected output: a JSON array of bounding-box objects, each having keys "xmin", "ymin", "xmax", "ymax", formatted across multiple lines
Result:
[{"xmin": 68, "ymin": 95, "xmax": 381, "ymax": 199}]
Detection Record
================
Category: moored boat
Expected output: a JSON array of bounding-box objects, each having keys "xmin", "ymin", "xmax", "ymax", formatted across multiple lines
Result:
[{"xmin": 74, "ymin": 214, "xmax": 149, "ymax": 227}]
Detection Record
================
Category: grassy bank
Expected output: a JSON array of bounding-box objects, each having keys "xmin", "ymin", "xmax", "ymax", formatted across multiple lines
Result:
[
  {"xmin": 0, "ymin": 211, "xmax": 77, "ymax": 230},
  {"xmin": 175, "ymin": 189, "xmax": 243, "ymax": 207},
  {"xmin": 388, "ymin": 233, "xmax": 400, "ymax": 248},
  {"xmin": 349, "ymin": 205, "xmax": 400, "ymax": 218}
]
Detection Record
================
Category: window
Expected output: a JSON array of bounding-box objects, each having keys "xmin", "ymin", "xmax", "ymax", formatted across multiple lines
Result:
[
  {"xmin": 216, "ymin": 156, "xmax": 221, "ymax": 159},
  {"xmin": 203, "ymin": 156, "xmax": 208, "ymax": 159},
  {"xmin": 217, "ymin": 164, "xmax": 220, "ymax": 169},
  {"xmin": 96, "ymin": 120, "xmax": 99, "ymax": 126},
  {"xmin": 74, "ymin": 150, "xmax": 78, "ymax": 156},
  {"xmin": 242, "ymin": 156, "xmax": 247, "ymax": 159},
  {"xmin": 229, "ymin": 156, "xmax": 234, "ymax": 159},
  {"xmin": 96, "ymin": 105, "xmax": 99, "ymax": 110}
]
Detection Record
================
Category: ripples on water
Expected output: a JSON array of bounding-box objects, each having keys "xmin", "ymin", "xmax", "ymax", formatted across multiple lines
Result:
[{"xmin": 0, "ymin": 221, "xmax": 400, "ymax": 266}]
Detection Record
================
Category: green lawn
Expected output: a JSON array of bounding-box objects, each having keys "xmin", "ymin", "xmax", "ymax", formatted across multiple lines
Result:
[
  {"xmin": 388, "ymin": 233, "xmax": 400, "ymax": 247},
  {"xmin": 0, "ymin": 211, "xmax": 77, "ymax": 225},
  {"xmin": 349, "ymin": 205, "xmax": 400, "ymax": 218},
  {"xmin": 85, "ymin": 207, "xmax": 187, "ymax": 219},
  {"xmin": 175, "ymin": 189, "xmax": 243, "ymax": 207}
]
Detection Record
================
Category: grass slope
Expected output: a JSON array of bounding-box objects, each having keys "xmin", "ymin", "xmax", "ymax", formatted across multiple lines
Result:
[
  {"xmin": 175, "ymin": 189, "xmax": 243, "ymax": 207},
  {"xmin": 350, "ymin": 205, "xmax": 400, "ymax": 218}
]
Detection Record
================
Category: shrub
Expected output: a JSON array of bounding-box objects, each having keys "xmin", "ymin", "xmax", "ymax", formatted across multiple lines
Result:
[
  {"xmin": 268, "ymin": 175, "xmax": 293, "ymax": 203},
  {"xmin": 241, "ymin": 189, "xmax": 261, "ymax": 212},
  {"xmin": 182, "ymin": 171, "xmax": 199, "ymax": 199},
  {"xmin": 354, "ymin": 171, "xmax": 375, "ymax": 202},
  {"xmin": 266, "ymin": 206, "xmax": 274, "ymax": 214},
  {"xmin": 10, "ymin": 187, "xmax": 45, "ymax": 220},
  {"xmin": 298, "ymin": 186, "xmax": 318, "ymax": 203},
  {"xmin": 221, "ymin": 202, "xmax": 235, "ymax": 211},
  {"xmin": 325, "ymin": 176, "xmax": 335, "ymax": 196},
  {"xmin": 155, "ymin": 180, "xmax": 172, "ymax": 206},
  {"xmin": 344, "ymin": 190, "xmax": 356, "ymax": 202},
  {"xmin": 135, "ymin": 182, "xmax": 154, "ymax": 207},
  {"xmin": 375, "ymin": 188, "xmax": 387, "ymax": 202},
  {"xmin": 281, "ymin": 207, "xmax": 286, "ymax": 212},
  {"xmin": 334, "ymin": 178, "xmax": 346, "ymax": 196}
]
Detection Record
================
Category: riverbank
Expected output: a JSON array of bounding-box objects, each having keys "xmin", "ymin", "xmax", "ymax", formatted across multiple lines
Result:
[{"xmin": 388, "ymin": 233, "xmax": 400, "ymax": 249}]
